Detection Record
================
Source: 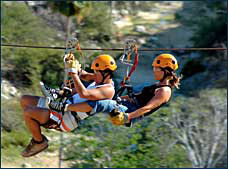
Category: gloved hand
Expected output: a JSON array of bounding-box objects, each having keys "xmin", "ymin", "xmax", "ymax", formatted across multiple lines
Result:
[
  {"xmin": 64, "ymin": 53, "xmax": 81, "ymax": 75},
  {"xmin": 109, "ymin": 110, "xmax": 129, "ymax": 126}
]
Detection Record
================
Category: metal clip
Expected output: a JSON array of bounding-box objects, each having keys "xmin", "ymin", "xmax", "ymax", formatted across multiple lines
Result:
[
  {"xmin": 120, "ymin": 39, "xmax": 137, "ymax": 66},
  {"xmin": 64, "ymin": 37, "xmax": 79, "ymax": 56}
]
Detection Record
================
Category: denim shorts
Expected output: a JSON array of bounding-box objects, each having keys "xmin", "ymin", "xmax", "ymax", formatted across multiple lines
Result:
[
  {"xmin": 86, "ymin": 99, "xmax": 144, "ymax": 125},
  {"xmin": 86, "ymin": 99, "xmax": 128, "ymax": 114}
]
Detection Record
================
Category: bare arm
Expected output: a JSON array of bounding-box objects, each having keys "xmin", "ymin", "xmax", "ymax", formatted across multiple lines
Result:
[
  {"xmin": 79, "ymin": 69, "xmax": 96, "ymax": 82},
  {"xmin": 69, "ymin": 70, "xmax": 95, "ymax": 94},
  {"xmin": 128, "ymin": 87, "xmax": 171, "ymax": 121},
  {"xmin": 71, "ymin": 73, "xmax": 115, "ymax": 100}
]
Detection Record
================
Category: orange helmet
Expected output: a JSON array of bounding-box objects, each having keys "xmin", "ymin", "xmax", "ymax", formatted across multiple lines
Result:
[
  {"xmin": 91, "ymin": 54, "xmax": 117, "ymax": 71},
  {"xmin": 152, "ymin": 54, "xmax": 178, "ymax": 71}
]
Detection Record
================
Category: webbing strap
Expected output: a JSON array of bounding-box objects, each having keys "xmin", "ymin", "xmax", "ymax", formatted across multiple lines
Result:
[
  {"xmin": 124, "ymin": 47, "xmax": 139, "ymax": 82},
  {"xmin": 120, "ymin": 45, "xmax": 139, "ymax": 86}
]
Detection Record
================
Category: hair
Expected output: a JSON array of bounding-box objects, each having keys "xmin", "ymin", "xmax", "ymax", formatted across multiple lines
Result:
[
  {"xmin": 169, "ymin": 71, "xmax": 182, "ymax": 89},
  {"xmin": 161, "ymin": 67, "xmax": 182, "ymax": 89}
]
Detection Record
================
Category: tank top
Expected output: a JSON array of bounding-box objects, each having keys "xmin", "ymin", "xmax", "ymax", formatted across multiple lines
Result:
[
  {"xmin": 135, "ymin": 84, "xmax": 171, "ymax": 117},
  {"xmin": 70, "ymin": 81, "xmax": 114, "ymax": 104}
]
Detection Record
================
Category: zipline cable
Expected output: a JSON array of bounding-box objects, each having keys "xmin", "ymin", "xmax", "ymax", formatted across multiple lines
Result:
[{"xmin": 1, "ymin": 44, "xmax": 227, "ymax": 51}]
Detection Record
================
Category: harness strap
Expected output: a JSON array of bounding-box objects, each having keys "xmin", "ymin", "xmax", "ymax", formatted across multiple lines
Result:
[
  {"xmin": 160, "ymin": 67, "xmax": 173, "ymax": 82},
  {"xmin": 116, "ymin": 44, "xmax": 138, "ymax": 99},
  {"xmin": 120, "ymin": 46, "xmax": 139, "ymax": 86}
]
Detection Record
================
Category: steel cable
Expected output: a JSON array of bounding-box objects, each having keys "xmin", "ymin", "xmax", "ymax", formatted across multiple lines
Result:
[{"xmin": 1, "ymin": 44, "xmax": 227, "ymax": 51}]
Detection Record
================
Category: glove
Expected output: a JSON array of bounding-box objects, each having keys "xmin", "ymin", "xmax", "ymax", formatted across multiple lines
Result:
[
  {"xmin": 64, "ymin": 53, "xmax": 81, "ymax": 75},
  {"xmin": 109, "ymin": 110, "xmax": 129, "ymax": 126}
]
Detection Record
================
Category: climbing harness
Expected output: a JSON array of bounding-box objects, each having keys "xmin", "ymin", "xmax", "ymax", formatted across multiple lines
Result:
[{"xmin": 114, "ymin": 39, "xmax": 139, "ymax": 99}]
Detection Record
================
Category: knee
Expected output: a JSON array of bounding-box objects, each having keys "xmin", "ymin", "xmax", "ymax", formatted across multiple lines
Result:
[
  {"xmin": 20, "ymin": 95, "xmax": 37, "ymax": 109},
  {"xmin": 23, "ymin": 106, "xmax": 32, "ymax": 117},
  {"xmin": 21, "ymin": 95, "xmax": 28, "ymax": 109}
]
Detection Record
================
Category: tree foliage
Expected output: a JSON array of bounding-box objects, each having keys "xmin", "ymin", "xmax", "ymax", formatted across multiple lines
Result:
[
  {"xmin": 2, "ymin": 2, "xmax": 63, "ymax": 89},
  {"xmin": 166, "ymin": 89, "xmax": 227, "ymax": 168},
  {"xmin": 63, "ymin": 113, "xmax": 189, "ymax": 168},
  {"xmin": 175, "ymin": 1, "xmax": 227, "ymax": 88}
]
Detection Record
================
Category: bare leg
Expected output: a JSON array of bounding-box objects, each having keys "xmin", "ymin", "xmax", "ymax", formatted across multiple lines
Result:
[
  {"xmin": 67, "ymin": 102, "xmax": 93, "ymax": 112},
  {"xmin": 21, "ymin": 95, "xmax": 50, "ymax": 142}
]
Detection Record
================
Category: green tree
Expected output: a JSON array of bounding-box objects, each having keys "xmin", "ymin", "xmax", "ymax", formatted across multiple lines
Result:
[
  {"xmin": 64, "ymin": 113, "xmax": 189, "ymax": 168},
  {"xmin": 2, "ymin": 2, "xmax": 63, "ymax": 89},
  {"xmin": 166, "ymin": 89, "xmax": 227, "ymax": 168},
  {"xmin": 47, "ymin": 1, "xmax": 92, "ymax": 39}
]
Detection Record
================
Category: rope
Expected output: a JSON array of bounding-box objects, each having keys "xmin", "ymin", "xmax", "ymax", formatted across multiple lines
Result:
[{"xmin": 1, "ymin": 44, "xmax": 227, "ymax": 51}]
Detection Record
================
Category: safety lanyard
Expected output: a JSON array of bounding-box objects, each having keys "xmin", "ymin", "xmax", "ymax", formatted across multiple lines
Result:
[
  {"xmin": 114, "ymin": 39, "xmax": 139, "ymax": 99},
  {"xmin": 120, "ymin": 39, "xmax": 139, "ymax": 87}
]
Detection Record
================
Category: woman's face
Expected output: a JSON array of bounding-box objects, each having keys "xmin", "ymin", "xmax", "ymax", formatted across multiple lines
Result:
[{"xmin": 153, "ymin": 67, "xmax": 164, "ymax": 81}]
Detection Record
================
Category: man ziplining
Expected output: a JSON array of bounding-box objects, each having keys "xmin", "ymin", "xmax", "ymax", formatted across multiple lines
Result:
[{"xmin": 20, "ymin": 53, "xmax": 118, "ymax": 157}]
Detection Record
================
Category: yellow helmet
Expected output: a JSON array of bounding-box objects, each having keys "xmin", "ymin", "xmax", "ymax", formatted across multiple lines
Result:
[
  {"xmin": 152, "ymin": 54, "xmax": 178, "ymax": 71},
  {"xmin": 91, "ymin": 54, "xmax": 117, "ymax": 71}
]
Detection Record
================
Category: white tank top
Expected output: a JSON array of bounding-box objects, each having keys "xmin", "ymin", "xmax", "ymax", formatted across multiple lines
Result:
[{"xmin": 71, "ymin": 81, "xmax": 114, "ymax": 104}]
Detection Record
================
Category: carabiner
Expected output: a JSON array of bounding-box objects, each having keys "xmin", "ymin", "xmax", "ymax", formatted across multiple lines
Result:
[{"xmin": 120, "ymin": 39, "xmax": 137, "ymax": 66}]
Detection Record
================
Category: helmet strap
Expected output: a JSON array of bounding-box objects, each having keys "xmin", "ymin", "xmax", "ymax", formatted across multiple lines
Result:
[
  {"xmin": 160, "ymin": 67, "xmax": 172, "ymax": 82},
  {"xmin": 99, "ymin": 70, "xmax": 112, "ymax": 85}
]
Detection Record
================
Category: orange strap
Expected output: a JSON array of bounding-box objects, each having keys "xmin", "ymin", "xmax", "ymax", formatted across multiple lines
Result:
[{"xmin": 48, "ymin": 110, "xmax": 71, "ymax": 132}]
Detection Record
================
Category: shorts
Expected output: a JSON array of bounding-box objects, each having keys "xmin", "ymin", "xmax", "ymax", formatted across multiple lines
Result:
[
  {"xmin": 37, "ymin": 97, "xmax": 78, "ymax": 132},
  {"xmin": 86, "ymin": 99, "xmax": 128, "ymax": 115},
  {"xmin": 86, "ymin": 99, "xmax": 144, "ymax": 125}
]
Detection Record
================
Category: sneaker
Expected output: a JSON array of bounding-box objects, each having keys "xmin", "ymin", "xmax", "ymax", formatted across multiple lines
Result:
[
  {"xmin": 21, "ymin": 135, "xmax": 49, "ymax": 157},
  {"xmin": 40, "ymin": 82, "xmax": 60, "ymax": 100}
]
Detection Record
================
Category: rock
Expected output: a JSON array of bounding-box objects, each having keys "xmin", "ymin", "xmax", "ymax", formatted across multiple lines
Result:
[
  {"xmin": 1, "ymin": 79, "xmax": 20, "ymax": 99},
  {"xmin": 112, "ymin": 9, "xmax": 119, "ymax": 16},
  {"xmin": 21, "ymin": 163, "xmax": 32, "ymax": 168},
  {"xmin": 135, "ymin": 25, "xmax": 146, "ymax": 33},
  {"xmin": 137, "ymin": 38, "xmax": 146, "ymax": 44},
  {"xmin": 120, "ymin": 9, "xmax": 129, "ymax": 15}
]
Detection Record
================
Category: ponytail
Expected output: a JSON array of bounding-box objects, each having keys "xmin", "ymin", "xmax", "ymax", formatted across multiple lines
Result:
[
  {"xmin": 169, "ymin": 72, "xmax": 182, "ymax": 89},
  {"xmin": 159, "ymin": 67, "xmax": 182, "ymax": 89}
]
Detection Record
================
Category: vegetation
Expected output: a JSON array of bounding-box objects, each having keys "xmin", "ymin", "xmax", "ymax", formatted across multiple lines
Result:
[
  {"xmin": 2, "ymin": 2, "xmax": 63, "ymax": 90},
  {"xmin": 176, "ymin": 1, "xmax": 227, "ymax": 85}
]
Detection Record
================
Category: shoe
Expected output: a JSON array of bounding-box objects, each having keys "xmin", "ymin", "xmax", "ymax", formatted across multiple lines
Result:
[
  {"xmin": 48, "ymin": 99, "xmax": 66, "ymax": 112},
  {"xmin": 21, "ymin": 135, "xmax": 49, "ymax": 157},
  {"xmin": 40, "ymin": 82, "xmax": 60, "ymax": 100}
]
